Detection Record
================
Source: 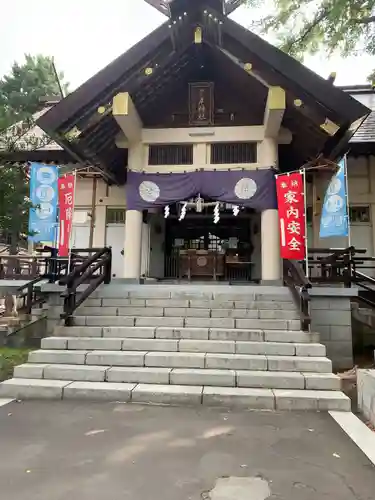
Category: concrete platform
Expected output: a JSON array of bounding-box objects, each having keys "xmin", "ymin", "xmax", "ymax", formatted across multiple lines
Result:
[{"xmin": 0, "ymin": 400, "xmax": 375, "ymax": 500}]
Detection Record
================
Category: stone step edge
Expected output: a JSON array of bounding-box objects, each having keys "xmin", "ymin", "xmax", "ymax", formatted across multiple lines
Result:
[
  {"xmin": 55, "ymin": 327, "xmax": 319, "ymax": 343},
  {"xmin": 85, "ymin": 294, "xmax": 295, "ymax": 302},
  {"xmin": 78, "ymin": 306, "xmax": 297, "ymax": 314},
  {"xmin": 0, "ymin": 379, "xmax": 351, "ymax": 411},
  {"xmin": 42, "ymin": 337, "xmax": 326, "ymax": 356},
  {"xmin": 28, "ymin": 349, "xmax": 332, "ymax": 363},
  {"xmin": 25, "ymin": 351, "xmax": 333, "ymax": 373},
  {"xmin": 13, "ymin": 364, "xmax": 341, "ymax": 390}
]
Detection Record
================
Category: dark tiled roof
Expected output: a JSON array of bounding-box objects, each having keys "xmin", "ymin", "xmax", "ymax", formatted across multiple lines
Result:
[
  {"xmin": 350, "ymin": 110, "xmax": 375, "ymax": 143},
  {"xmin": 341, "ymin": 87, "xmax": 375, "ymax": 143}
]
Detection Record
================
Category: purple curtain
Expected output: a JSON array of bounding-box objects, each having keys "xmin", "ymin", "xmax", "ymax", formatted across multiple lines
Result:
[{"xmin": 126, "ymin": 168, "xmax": 277, "ymax": 211}]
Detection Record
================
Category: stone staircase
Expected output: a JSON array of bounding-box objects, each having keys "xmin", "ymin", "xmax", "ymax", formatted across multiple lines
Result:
[{"xmin": 0, "ymin": 284, "xmax": 350, "ymax": 410}]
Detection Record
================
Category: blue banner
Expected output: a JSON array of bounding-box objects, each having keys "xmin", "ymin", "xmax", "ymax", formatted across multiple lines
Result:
[
  {"xmin": 319, "ymin": 158, "xmax": 349, "ymax": 238},
  {"xmin": 28, "ymin": 163, "xmax": 58, "ymax": 242}
]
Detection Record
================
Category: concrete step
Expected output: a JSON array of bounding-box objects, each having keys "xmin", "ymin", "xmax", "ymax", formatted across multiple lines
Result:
[
  {"xmin": 71, "ymin": 315, "xmax": 301, "ymax": 330},
  {"xmin": 74, "ymin": 305, "xmax": 299, "ymax": 320},
  {"xmin": 55, "ymin": 326, "xmax": 319, "ymax": 343},
  {"xmin": 53, "ymin": 298, "xmax": 297, "ymax": 311},
  {"xmin": 41, "ymin": 336, "xmax": 327, "ymax": 357},
  {"xmin": 13, "ymin": 363, "xmax": 341, "ymax": 390},
  {"xmin": 89, "ymin": 285, "xmax": 295, "ymax": 302},
  {"xmin": 83, "ymin": 298, "xmax": 297, "ymax": 310},
  {"xmin": 26, "ymin": 349, "xmax": 332, "ymax": 372},
  {"xmin": 0, "ymin": 378, "xmax": 350, "ymax": 411}
]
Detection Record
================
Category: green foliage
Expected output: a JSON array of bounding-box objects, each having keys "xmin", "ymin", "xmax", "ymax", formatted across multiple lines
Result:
[
  {"xmin": 0, "ymin": 348, "xmax": 31, "ymax": 381},
  {"xmin": 0, "ymin": 54, "xmax": 68, "ymax": 131},
  {"xmin": 0, "ymin": 166, "xmax": 31, "ymax": 240},
  {"xmin": 0, "ymin": 55, "xmax": 68, "ymax": 250},
  {"xmin": 248, "ymin": 0, "xmax": 375, "ymax": 80}
]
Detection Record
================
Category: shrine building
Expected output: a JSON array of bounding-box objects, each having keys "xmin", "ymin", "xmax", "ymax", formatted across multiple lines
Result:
[{"xmin": 29, "ymin": 0, "xmax": 373, "ymax": 281}]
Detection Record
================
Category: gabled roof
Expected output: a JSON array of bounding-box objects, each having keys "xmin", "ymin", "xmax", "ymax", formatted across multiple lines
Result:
[
  {"xmin": 352, "ymin": 112, "xmax": 375, "ymax": 143},
  {"xmin": 37, "ymin": 3, "xmax": 370, "ymax": 182},
  {"xmin": 340, "ymin": 85, "xmax": 375, "ymax": 155},
  {"xmin": 0, "ymin": 108, "xmax": 61, "ymax": 152},
  {"xmin": 0, "ymin": 106, "xmax": 83, "ymax": 166},
  {"xmin": 341, "ymin": 86, "xmax": 375, "ymax": 143}
]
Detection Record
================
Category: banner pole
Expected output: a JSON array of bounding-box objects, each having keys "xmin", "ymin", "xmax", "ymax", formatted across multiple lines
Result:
[
  {"xmin": 67, "ymin": 170, "xmax": 77, "ymax": 274},
  {"xmin": 302, "ymin": 168, "xmax": 309, "ymax": 278},
  {"xmin": 343, "ymin": 155, "xmax": 351, "ymax": 247}
]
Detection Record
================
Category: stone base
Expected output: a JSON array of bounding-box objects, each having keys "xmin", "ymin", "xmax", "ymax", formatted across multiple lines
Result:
[
  {"xmin": 357, "ymin": 369, "xmax": 375, "ymax": 426},
  {"xmin": 260, "ymin": 279, "xmax": 283, "ymax": 286}
]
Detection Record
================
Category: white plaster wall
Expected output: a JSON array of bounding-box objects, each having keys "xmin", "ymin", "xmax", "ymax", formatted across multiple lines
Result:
[{"xmin": 74, "ymin": 177, "xmax": 127, "ymax": 249}]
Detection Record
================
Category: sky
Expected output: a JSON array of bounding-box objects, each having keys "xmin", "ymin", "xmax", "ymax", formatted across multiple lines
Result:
[{"xmin": 0, "ymin": 0, "xmax": 373, "ymax": 90}]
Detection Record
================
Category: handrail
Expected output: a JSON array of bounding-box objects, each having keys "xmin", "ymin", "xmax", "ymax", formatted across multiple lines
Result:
[
  {"xmin": 304, "ymin": 246, "xmax": 374, "ymax": 287},
  {"xmin": 59, "ymin": 248, "xmax": 109, "ymax": 286},
  {"xmin": 354, "ymin": 295, "xmax": 375, "ymax": 309},
  {"xmin": 60, "ymin": 247, "xmax": 112, "ymax": 324},
  {"xmin": 0, "ymin": 247, "xmax": 112, "ymax": 321},
  {"xmin": 283, "ymin": 259, "xmax": 311, "ymax": 332},
  {"xmin": 15, "ymin": 276, "xmax": 46, "ymax": 314},
  {"xmin": 353, "ymin": 270, "xmax": 375, "ymax": 286}
]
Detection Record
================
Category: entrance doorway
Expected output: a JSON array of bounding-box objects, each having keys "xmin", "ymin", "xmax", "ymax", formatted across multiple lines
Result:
[{"xmin": 164, "ymin": 208, "xmax": 259, "ymax": 282}]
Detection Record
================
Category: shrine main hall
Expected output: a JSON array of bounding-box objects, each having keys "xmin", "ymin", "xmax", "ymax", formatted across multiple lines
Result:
[{"xmin": 33, "ymin": 0, "xmax": 370, "ymax": 282}]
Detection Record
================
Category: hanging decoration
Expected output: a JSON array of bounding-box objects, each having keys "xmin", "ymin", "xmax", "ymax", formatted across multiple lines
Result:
[
  {"xmin": 319, "ymin": 157, "xmax": 350, "ymax": 240},
  {"xmin": 196, "ymin": 194, "xmax": 203, "ymax": 212},
  {"xmin": 126, "ymin": 169, "xmax": 277, "ymax": 212},
  {"xmin": 164, "ymin": 205, "xmax": 170, "ymax": 218},
  {"xmin": 213, "ymin": 202, "xmax": 220, "ymax": 224},
  {"xmin": 275, "ymin": 171, "xmax": 306, "ymax": 261},
  {"xmin": 28, "ymin": 163, "xmax": 58, "ymax": 243},
  {"xmin": 179, "ymin": 202, "xmax": 187, "ymax": 221},
  {"xmin": 58, "ymin": 172, "xmax": 76, "ymax": 257},
  {"xmin": 232, "ymin": 205, "xmax": 240, "ymax": 216}
]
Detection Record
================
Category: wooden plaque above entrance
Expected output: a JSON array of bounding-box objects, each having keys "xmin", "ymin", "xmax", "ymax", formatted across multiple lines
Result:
[{"xmin": 189, "ymin": 82, "xmax": 214, "ymax": 126}]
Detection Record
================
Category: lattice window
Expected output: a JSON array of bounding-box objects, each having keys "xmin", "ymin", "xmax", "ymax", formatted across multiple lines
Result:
[
  {"xmin": 106, "ymin": 208, "xmax": 126, "ymax": 224},
  {"xmin": 350, "ymin": 206, "xmax": 370, "ymax": 223},
  {"xmin": 210, "ymin": 142, "xmax": 257, "ymax": 164},
  {"xmin": 148, "ymin": 145, "xmax": 193, "ymax": 165},
  {"xmin": 305, "ymin": 205, "xmax": 370, "ymax": 223},
  {"xmin": 189, "ymin": 236, "xmax": 205, "ymax": 250},
  {"xmin": 208, "ymin": 233, "xmax": 223, "ymax": 251}
]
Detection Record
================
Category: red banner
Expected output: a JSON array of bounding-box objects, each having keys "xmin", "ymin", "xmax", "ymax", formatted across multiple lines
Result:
[
  {"xmin": 276, "ymin": 172, "xmax": 306, "ymax": 260},
  {"xmin": 58, "ymin": 174, "xmax": 75, "ymax": 256}
]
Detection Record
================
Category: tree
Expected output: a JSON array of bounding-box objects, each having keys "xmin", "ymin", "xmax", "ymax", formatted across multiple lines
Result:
[
  {"xmin": 0, "ymin": 55, "xmax": 69, "ymax": 253},
  {"xmin": 248, "ymin": 0, "xmax": 375, "ymax": 81},
  {"xmin": 0, "ymin": 54, "xmax": 68, "ymax": 130}
]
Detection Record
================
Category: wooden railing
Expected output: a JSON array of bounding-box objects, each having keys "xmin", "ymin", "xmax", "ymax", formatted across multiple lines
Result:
[
  {"xmin": 303, "ymin": 246, "xmax": 375, "ymax": 310},
  {"xmin": 60, "ymin": 248, "xmax": 112, "ymax": 325},
  {"xmin": 283, "ymin": 259, "xmax": 312, "ymax": 332},
  {"xmin": 16, "ymin": 276, "xmax": 47, "ymax": 314},
  {"xmin": 0, "ymin": 255, "xmax": 49, "ymax": 280}
]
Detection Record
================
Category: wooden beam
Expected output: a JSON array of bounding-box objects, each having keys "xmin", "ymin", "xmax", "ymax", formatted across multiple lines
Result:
[
  {"xmin": 113, "ymin": 92, "xmax": 142, "ymax": 143},
  {"xmin": 263, "ymin": 86, "xmax": 285, "ymax": 138}
]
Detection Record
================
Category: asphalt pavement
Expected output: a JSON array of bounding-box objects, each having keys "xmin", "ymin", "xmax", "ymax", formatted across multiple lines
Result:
[{"xmin": 0, "ymin": 400, "xmax": 374, "ymax": 499}]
